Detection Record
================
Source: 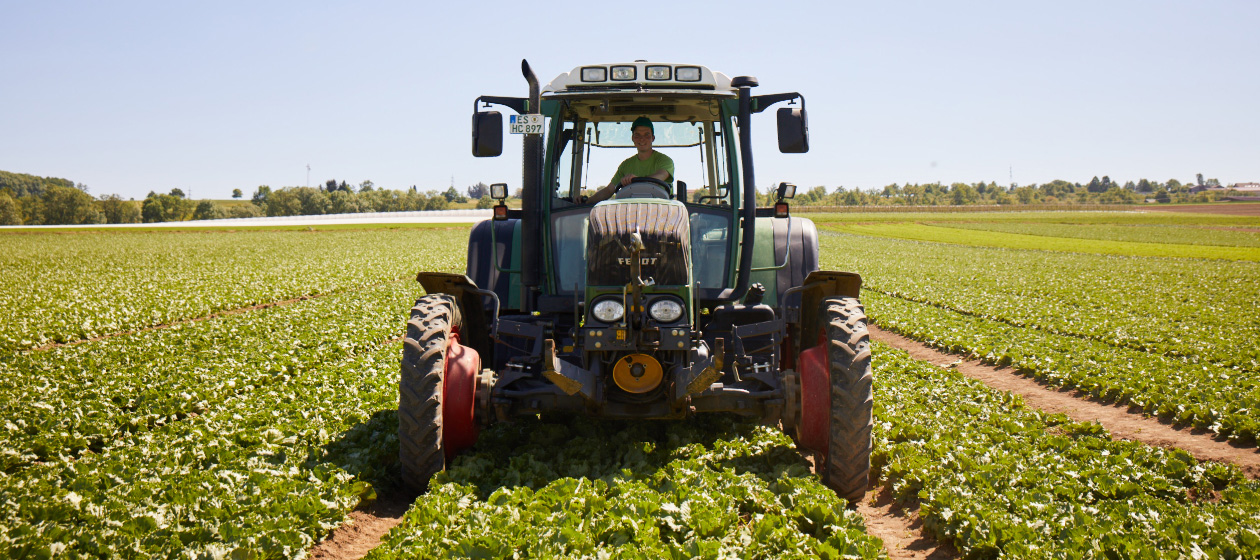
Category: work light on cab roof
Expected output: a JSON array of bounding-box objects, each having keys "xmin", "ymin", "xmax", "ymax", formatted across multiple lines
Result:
[
  {"xmin": 401, "ymin": 59, "xmax": 873, "ymax": 508},
  {"xmin": 556, "ymin": 62, "xmax": 723, "ymax": 91}
]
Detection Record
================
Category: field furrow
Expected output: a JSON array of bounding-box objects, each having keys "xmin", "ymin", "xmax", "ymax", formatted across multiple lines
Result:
[{"xmin": 871, "ymin": 343, "xmax": 1260, "ymax": 557}]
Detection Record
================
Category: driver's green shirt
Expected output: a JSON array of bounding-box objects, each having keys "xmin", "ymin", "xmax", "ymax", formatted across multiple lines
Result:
[{"xmin": 610, "ymin": 150, "xmax": 674, "ymax": 187}]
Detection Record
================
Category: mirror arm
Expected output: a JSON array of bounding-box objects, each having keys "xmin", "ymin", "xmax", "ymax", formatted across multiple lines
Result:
[
  {"xmin": 751, "ymin": 92, "xmax": 805, "ymax": 114},
  {"xmin": 473, "ymin": 95, "xmax": 529, "ymax": 115}
]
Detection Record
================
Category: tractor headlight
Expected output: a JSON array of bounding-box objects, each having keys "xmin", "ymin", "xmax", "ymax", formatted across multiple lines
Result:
[
  {"xmin": 592, "ymin": 299, "xmax": 625, "ymax": 323},
  {"xmin": 648, "ymin": 298, "xmax": 685, "ymax": 323}
]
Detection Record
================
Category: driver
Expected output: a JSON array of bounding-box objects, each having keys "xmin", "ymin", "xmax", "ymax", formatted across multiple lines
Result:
[{"xmin": 585, "ymin": 116, "xmax": 674, "ymax": 204}]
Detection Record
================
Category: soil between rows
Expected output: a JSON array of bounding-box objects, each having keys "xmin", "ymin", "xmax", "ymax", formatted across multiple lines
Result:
[{"xmin": 869, "ymin": 324, "xmax": 1260, "ymax": 479}]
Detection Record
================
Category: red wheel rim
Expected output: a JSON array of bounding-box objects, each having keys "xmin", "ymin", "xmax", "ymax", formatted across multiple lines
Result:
[
  {"xmin": 797, "ymin": 331, "xmax": 830, "ymax": 455},
  {"xmin": 442, "ymin": 330, "xmax": 480, "ymax": 460}
]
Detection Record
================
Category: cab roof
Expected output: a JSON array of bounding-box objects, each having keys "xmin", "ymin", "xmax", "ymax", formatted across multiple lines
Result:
[{"xmin": 543, "ymin": 62, "xmax": 735, "ymax": 96}]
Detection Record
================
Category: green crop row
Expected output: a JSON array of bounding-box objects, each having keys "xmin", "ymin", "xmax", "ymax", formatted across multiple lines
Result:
[
  {"xmin": 863, "ymin": 290, "xmax": 1260, "ymax": 442},
  {"xmin": 818, "ymin": 232, "xmax": 1260, "ymax": 372},
  {"xmin": 367, "ymin": 416, "xmax": 884, "ymax": 560},
  {"xmin": 0, "ymin": 228, "xmax": 467, "ymax": 353},
  {"xmin": 0, "ymin": 281, "xmax": 423, "ymax": 469},
  {"xmin": 0, "ymin": 328, "xmax": 404, "ymax": 559},
  {"xmin": 871, "ymin": 343, "xmax": 1260, "ymax": 557},
  {"xmin": 824, "ymin": 223, "xmax": 1260, "ymax": 261},
  {"xmin": 939, "ymin": 221, "xmax": 1260, "ymax": 248}
]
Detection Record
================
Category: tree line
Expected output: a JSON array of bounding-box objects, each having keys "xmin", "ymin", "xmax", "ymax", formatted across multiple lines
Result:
[
  {"xmin": 758, "ymin": 175, "xmax": 1241, "ymax": 207},
  {"xmin": 1, "ymin": 170, "xmax": 498, "ymax": 225},
  {"xmin": 4, "ymin": 168, "xmax": 1248, "ymax": 226}
]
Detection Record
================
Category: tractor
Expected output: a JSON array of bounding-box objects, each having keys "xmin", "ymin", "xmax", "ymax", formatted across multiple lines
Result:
[{"xmin": 399, "ymin": 60, "xmax": 872, "ymax": 504}]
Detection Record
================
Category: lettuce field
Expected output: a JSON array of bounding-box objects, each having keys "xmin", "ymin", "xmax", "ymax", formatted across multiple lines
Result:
[{"xmin": 2, "ymin": 210, "xmax": 1259, "ymax": 559}]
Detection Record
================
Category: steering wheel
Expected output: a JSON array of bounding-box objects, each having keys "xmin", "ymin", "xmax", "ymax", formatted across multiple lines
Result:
[{"xmin": 614, "ymin": 176, "xmax": 672, "ymax": 200}]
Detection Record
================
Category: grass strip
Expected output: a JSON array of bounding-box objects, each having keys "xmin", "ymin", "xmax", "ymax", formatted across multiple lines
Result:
[{"xmin": 822, "ymin": 223, "xmax": 1260, "ymax": 261}]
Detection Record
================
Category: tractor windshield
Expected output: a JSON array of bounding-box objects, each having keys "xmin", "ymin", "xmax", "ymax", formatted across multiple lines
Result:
[
  {"xmin": 547, "ymin": 116, "xmax": 739, "ymax": 207},
  {"xmin": 544, "ymin": 101, "xmax": 742, "ymax": 298}
]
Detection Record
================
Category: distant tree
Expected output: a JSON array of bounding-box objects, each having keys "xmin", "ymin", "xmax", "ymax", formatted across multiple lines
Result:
[
  {"xmin": 1206, "ymin": 178, "xmax": 1221, "ymax": 187},
  {"xmin": 328, "ymin": 190, "xmax": 366, "ymax": 214},
  {"xmin": 231, "ymin": 188, "xmax": 243, "ymax": 199},
  {"xmin": 141, "ymin": 192, "xmax": 194, "ymax": 223},
  {"xmin": 192, "ymin": 200, "xmax": 226, "ymax": 220},
  {"xmin": 1137, "ymin": 179, "xmax": 1152, "ymax": 193},
  {"xmin": 0, "ymin": 191, "xmax": 19, "ymax": 225},
  {"xmin": 1196, "ymin": 173, "xmax": 1205, "ymax": 187},
  {"xmin": 252, "ymin": 185, "xmax": 272, "ymax": 206},
  {"xmin": 1155, "ymin": 190, "xmax": 1171, "ymax": 203},
  {"xmin": 75, "ymin": 182, "xmax": 90, "ymax": 193},
  {"xmin": 41, "ymin": 185, "xmax": 102, "ymax": 224},
  {"xmin": 1086, "ymin": 176, "xmax": 1103, "ymax": 193},
  {"xmin": 1101, "ymin": 176, "xmax": 1112, "ymax": 189},
  {"xmin": 467, "ymin": 182, "xmax": 489, "ymax": 199},
  {"xmin": 100, "ymin": 194, "xmax": 141, "ymax": 224},
  {"xmin": 1167, "ymin": 179, "xmax": 1183, "ymax": 190},
  {"xmin": 476, "ymin": 195, "xmax": 496, "ymax": 209},
  {"xmin": 170, "ymin": 188, "xmax": 186, "ymax": 199},
  {"xmin": 325, "ymin": 179, "xmax": 339, "ymax": 193},
  {"xmin": 226, "ymin": 204, "xmax": 264, "ymax": 218},
  {"xmin": 949, "ymin": 183, "xmax": 979, "ymax": 205},
  {"xmin": 359, "ymin": 180, "xmax": 374, "ymax": 193},
  {"xmin": 425, "ymin": 191, "xmax": 451, "ymax": 210},
  {"xmin": 443, "ymin": 186, "xmax": 468, "ymax": 203}
]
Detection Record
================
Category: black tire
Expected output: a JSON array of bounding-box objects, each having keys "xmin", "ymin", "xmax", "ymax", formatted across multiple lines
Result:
[
  {"xmin": 398, "ymin": 294, "xmax": 460, "ymax": 492},
  {"xmin": 821, "ymin": 296, "xmax": 874, "ymax": 505}
]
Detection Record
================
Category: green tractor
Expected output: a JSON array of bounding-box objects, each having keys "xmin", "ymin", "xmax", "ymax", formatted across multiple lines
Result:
[{"xmin": 400, "ymin": 60, "xmax": 872, "ymax": 504}]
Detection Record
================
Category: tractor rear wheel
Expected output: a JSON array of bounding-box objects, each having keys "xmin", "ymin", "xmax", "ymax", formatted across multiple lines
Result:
[
  {"xmin": 398, "ymin": 294, "xmax": 480, "ymax": 492},
  {"xmin": 819, "ymin": 297, "xmax": 874, "ymax": 504}
]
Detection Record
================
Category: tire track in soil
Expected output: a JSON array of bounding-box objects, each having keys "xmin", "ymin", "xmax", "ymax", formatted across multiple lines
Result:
[
  {"xmin": 856, "ymin": 487, "xmax": 957, "ymax": 559},
  {"xmin": 869, "ymin": 324, "xmax": 1260, "ymax": 479},
  {"xmin": 308, "ymin": 494, "xmax": 412, "ymax": 560},
  {"xmin": 25, "ymin": 277, "xmax": 410, "ymax": 353}
]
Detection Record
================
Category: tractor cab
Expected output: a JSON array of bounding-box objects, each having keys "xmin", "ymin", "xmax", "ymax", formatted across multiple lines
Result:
[{"xmin": 401, "ymin": 61, "xmax": 873, "ymax": 506}]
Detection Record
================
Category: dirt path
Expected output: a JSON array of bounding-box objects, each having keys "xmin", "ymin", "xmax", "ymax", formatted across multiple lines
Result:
[
  {"xmin": 308, "ymin": 493, "xmax": 412, "ymax": 560},
  {"xmin": 869, "ymin": 325, "xmax": 1260, "ymax": 479},
  {"xmin": 856, "ymin": 487, "xmax": 957, "ymax": 559}
]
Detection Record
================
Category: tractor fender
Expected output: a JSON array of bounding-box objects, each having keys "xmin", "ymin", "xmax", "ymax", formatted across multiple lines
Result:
[
  {"xmin": 416, "ymin": 272, "xmax": 497, "ymax": 365},
  {"xmin": 788, "ymin": 270, "xmax": 862, "ymax": 355}
]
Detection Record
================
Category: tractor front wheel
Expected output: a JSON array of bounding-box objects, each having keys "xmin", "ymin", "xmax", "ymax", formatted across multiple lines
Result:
[
  {"xmin": 398, "ymin": 294, "xmax": 481, "ymax": 492},
  {"xmin": 797, "ymin": 296, "xmax": 873, "ymax": 505}
]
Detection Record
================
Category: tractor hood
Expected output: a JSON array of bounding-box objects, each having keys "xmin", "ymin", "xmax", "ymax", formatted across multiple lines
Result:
[{"xmin": 586, "ymin": 199, "xmax": 692, "ymax": 287}]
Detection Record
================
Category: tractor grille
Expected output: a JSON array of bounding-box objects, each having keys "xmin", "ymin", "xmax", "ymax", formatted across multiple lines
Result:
[{"xmin": 587, "ymin": 200, "xmax": 691, "ymax": 287}]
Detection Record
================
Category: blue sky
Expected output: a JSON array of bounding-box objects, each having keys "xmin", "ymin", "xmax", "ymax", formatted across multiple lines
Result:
[{"xmin": 2, "ymin": 1, "xmax": 1256, "ymax": 200}]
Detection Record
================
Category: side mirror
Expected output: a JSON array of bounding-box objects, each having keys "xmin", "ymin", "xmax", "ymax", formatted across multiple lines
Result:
[
  {"xmin": 776, "ymin": 107, "xmax": 808, "ymax": 153},
  {"xmin": 472, "ymin": 111, "xmax": 503, "ymax": 157},
  {"xmin": 676, "ymin": 180, "xmax": 688, "ymax": 203}
]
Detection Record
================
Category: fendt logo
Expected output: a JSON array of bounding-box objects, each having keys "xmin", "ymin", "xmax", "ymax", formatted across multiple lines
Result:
[{"xmin": 618, "ymin": 256, "xmax": 658, "ymax": 266}]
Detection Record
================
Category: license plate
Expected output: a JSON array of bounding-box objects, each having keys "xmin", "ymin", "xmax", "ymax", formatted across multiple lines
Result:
[{"xmin": 509, "ymin": 114, "xmax": 544, "ymax": 135}]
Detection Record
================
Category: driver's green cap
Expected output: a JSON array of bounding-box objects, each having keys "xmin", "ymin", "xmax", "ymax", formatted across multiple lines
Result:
[{"xmin": 631, "ymin": 116, "xmax": 653, "ymax": 133}]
